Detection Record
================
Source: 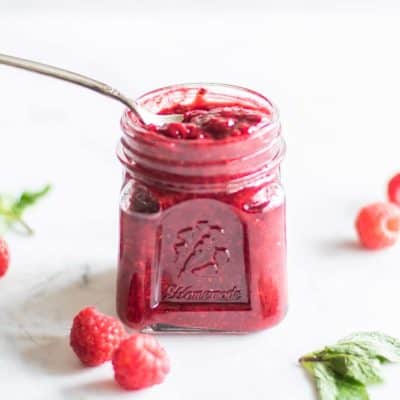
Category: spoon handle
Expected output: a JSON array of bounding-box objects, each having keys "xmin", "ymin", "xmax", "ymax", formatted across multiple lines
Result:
[{"xmin": 0, "ymin": 53, "xmax": 141, "ymax": 120}]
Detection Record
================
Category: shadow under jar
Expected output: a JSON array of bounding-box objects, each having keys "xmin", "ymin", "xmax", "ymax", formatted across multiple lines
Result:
[{"xmin": 117, "ymin": 83, "xmax": 287, "ymax": 333}]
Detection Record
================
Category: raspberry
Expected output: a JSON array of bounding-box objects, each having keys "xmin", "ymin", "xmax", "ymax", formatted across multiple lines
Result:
[
  {"xmin": 153, "ymin": 122, "xmax": 203, "ymax": 140},
  {"xmin": 185, "ymin": 107, "xmax": 263, "ymax": 139},
  {"xmin": 162, "ymin": 122, "xmax": 188, "ymax": 139},
  {"xmin": 151, "ymin": 104, "xmax": 265, "ymax": 140},
  {"xmin": 112, "ymin": 334, "xmax": 170, "ymax": 390},
  {"xmin": 388, "ymin": 173, "xmax": 400, "ymax": 206},
  {"xmin": 355, "ymin": 202, "xmax": 400, "ymax": 249},
  {"xmin": 70, "ymin": 307, "xmax": 126, "ymax": 366},
  {"xmin": 0, "ymin": 237, "xmax": 10, "ymax": 278}
]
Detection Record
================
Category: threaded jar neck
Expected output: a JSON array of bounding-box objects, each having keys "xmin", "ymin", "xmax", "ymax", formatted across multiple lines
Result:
[{"xmin": 118, "ymin": 83, "xmax": 285, "ymax": 193}]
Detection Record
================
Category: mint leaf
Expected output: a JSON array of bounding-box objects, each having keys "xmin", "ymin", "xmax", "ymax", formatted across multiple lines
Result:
[
  {"xmin": 300, "ymin": 332, "xmax": 400, "ymax": 400},
  {"xmin": 303, "ymin": 362, "xmax": 369, "ymax": 400},
  {"xmin": 335, "ymin": 377, "xmax": 369, "ymax": 400},
  {"xmin": 11, "ymin": 184, "xmax": 51, "ymax": 217},
  {"xmin": 303, "ymin": 362, "xmax": 338, "ymax": 400},
  {"xmin": 0, "ymin": 184, "xmax": 51, "ymax": 235},
  {"xmin": 335, "ymin": 332, "xmax": 400, "ymax": 363},
  {"xmin": 327, "ymin": 354, "xmax": 382, "ymax": 385}
]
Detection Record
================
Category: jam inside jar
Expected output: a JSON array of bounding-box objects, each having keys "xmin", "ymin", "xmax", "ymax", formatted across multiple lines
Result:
[{"xmin": 117, "ymin": 83, "xmax": 287, "ymax": 333}]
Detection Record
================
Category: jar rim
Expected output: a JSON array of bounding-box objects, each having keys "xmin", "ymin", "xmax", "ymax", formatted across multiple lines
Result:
[
  {"xmin": 122, "ymin": 82, "xmax": 280, "ymax": 147},
  {"xmin": 118, "ymin": 83, "xmax": 284, "ymax": 190}
]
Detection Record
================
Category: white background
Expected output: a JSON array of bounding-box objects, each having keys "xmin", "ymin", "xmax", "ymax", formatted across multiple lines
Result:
[{"xmin": 1, "ymin": 1, "xmax": 400, "ymax": 399}]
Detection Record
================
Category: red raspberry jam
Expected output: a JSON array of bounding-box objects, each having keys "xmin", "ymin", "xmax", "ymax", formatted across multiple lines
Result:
[
  {"xmin": 117, "ymin": 84, "xmax": 287, "ymax": 333},
  {"xmin": 148, "ymin": 93, "xmax": 267, "ymax": 140}
]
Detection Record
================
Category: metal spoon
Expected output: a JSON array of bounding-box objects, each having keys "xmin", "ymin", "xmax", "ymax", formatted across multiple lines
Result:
[{"xmin": 0, "ymin": 53, "xmax": 183, "ymax": 125}]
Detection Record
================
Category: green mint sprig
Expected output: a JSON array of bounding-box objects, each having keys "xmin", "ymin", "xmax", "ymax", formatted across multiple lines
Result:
[
  {"xmin": 0, "ymin": 184, "xmax": 51, "ymax": 235},
  {"xmin": 300, "ymin": 332, "xmax": 400, "ymax": 400}
]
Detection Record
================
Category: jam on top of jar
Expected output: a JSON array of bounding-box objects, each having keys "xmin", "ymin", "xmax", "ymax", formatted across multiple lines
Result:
[{"xmin": 146, "ymin": 88, "xmax": 272, "ymax": 140}]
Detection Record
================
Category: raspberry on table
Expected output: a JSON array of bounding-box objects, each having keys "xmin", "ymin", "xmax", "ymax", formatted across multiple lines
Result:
[
  {"xmin": 112, "ymin": 334, "xmax": 170, "ymax": 390},
  {"xmin": 70, "ymin": 307, "xmax": 126, "ymax": 367},
  {"xmin": 388, "ymin": 173, "xmax": 400, "ymax": 206},
  {"xmin": 355, "ymin": 202, "xmax": 400, "ymax": 249},
  {"xmin": 0, "ymin": 237, "xmax": 10, "ymax": 278}
]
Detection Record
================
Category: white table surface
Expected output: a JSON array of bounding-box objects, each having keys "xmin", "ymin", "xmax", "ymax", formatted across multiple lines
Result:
[{"xmin": 2, "ymin": 2, "xmax": 400, "ymax": 399}]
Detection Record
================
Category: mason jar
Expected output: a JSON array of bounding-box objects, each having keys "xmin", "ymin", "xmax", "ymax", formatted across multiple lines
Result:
[{"xmin": 116, "ymin": 83, "xmax": 287, "ymax": 333}]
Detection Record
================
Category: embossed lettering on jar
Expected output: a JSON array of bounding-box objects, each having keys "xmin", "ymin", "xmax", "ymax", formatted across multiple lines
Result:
[{"xmin": 117, "ymin": 83, "xmax": 287, "ymax": 333}]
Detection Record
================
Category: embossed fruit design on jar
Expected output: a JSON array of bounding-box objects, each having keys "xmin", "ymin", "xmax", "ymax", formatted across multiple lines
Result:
[{"xmin": 117, "ymin": 83, "xmax": 287, "ymax": 332}]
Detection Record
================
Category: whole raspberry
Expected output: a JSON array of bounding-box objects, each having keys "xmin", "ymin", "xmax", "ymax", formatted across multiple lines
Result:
[
  {"xmin": 388, "ymin": 173, "xmax": 400, "ymax": 206},
  {"xmin": 0, "ymin": 237, "xmax": 10, "ymax": 278},
  {"xmin": 355, "ymin": 202, "xmax": 400, "ymax": 249},
  {"xmin": 112, "ymin": 334, "xmax": 170, "ymax": 390},
  {"xmin": 70, "ymin": 307, "xmax": 126, "ymax": 366}
]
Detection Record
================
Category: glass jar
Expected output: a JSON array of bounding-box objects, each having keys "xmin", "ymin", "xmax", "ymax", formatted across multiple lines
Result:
[{"xmin": 116, "ymin": 83, "xmax": 287, "ymax": 333}]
